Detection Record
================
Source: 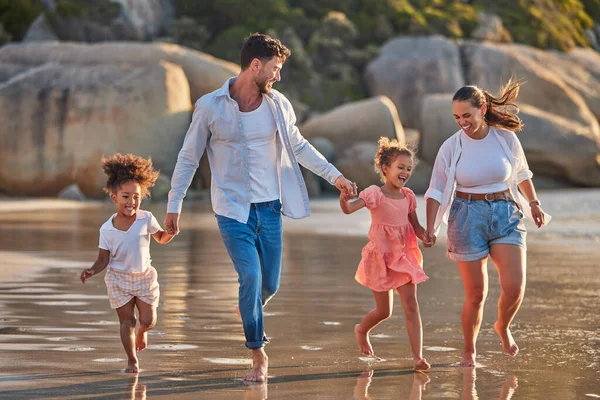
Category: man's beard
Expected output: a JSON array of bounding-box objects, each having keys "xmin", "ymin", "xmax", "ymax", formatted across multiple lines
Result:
[{"xmin": 257, "ymin": 78, "xmax": 273, "ymax": 94}]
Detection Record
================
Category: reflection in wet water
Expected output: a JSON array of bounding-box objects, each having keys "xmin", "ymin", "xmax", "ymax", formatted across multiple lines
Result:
[{"xmin": 0, "ymin": 204, "xmax": 598, "ymax": 398}]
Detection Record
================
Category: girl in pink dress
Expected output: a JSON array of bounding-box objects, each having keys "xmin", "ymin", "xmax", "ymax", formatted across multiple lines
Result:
[{"xmin": 340, "ymin": 137, "xmax": 435, "ymax": 371}]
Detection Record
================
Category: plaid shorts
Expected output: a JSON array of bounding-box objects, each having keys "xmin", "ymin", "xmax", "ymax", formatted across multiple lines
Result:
[{"xmin": 104, "ymin": 266, "xmax": 160, "ymax": 309}]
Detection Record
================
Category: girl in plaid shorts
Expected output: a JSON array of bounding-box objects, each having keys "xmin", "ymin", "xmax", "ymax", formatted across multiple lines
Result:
[{"xmin": 80, "ymin": 153, "xmax": 174, "ymax": 373}]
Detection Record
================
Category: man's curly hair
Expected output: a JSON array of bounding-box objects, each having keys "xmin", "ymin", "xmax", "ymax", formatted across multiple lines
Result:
[{"xmin": 101, "ymin": 153, "xmax": 160, "ymax": 198}]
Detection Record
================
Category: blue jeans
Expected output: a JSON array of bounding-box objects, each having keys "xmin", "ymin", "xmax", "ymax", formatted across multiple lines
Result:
[{"xmin": 215, "ymin": 200, "xmax": 283, "ymax": 349}]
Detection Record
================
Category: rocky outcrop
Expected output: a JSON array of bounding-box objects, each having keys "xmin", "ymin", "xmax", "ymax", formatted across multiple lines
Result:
[
  {"xmin": 300, "ymin": 96, "xmax": 405, "ymax": 154},
  {"xmin": 0, "ymin": 41, "xmax": 240, "ymax": 103},
  {"xmin": 0, "ymin": 61, "xmax": 192, "ymax": 198},
  {"xmin": 365, "ymin": 36, "xmax": 464, "ymax": 130},
  {"xmin": 462, "ymin": 41, "xmax": 600, "ymax": 137}
]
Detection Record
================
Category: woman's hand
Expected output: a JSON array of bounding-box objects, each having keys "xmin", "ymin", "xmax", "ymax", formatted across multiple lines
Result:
[{"xmin": 530, "ymin": 203, "xmax": 546, "ymax": 228}]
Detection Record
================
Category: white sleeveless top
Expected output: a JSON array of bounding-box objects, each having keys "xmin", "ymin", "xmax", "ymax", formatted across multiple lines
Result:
[{"xmin": 455, "ymin": 130, "xmax": 511, "ymax": 193}]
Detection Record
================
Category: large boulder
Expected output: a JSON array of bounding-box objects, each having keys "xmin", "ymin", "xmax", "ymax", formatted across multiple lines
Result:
[
  {"xmin": 0, "ymin": 41, "xmax": 240, "ymax": 102},
  {"xmin": 419, "ymin": 93, "xmax": 457, "ymax": 164},
  {"xmin": 0, "ymin": 61, "xmax": 192, "ymax": 198},
  {"xmin": 365, "ymin": 35, "xmax": 464, "ymax": 130},
  {"xmin": 518, "ymin": 104, "xmax": 600, "ymax": 187},
  {"xmin": 462, "ymin": 41, "xmax": 600, "ymax": 137},
  {"xmin": 336, "ymin": 141, "xmax": 380, "ymax": 190},
  {"xmin": 300, "ymin": 96, "xmax": 405, "ymax": 154}
]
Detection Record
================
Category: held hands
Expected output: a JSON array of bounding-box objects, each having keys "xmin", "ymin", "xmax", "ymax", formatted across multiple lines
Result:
[
  {"xmin": 164, "ymin": 213, "xmax": 180, "ymax": 235},
  {"xmin": 422, "ymin": 229, "xmax": 436, "ymax": 248},
  {"xmin": 335, "ymin": 175, "xmax": 357, "ymax": 199},
  {"xmin": 80, "ymin": 268, "xmax": 95, "ymax": 284}
]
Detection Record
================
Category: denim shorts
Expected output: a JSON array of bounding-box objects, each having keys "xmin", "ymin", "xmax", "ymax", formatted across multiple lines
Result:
[{"xmin": 447, "ymin": 196, "xmax": 526, "ymax": 262}]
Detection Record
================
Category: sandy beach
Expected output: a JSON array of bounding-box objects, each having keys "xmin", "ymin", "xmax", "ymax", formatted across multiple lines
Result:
[{"xmin": 0, "ymin": 190, "xmax": 598, "ymax": 399}]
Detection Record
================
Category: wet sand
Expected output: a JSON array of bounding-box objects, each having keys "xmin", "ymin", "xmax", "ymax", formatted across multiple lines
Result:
[{"xmin": 0, "ymin": 192, "xmax": 598, "ymax": 399}]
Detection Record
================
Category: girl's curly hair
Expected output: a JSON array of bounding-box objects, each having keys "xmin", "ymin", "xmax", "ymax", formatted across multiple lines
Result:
[
  {"xmin": 101, "ymin": 153, "xmax": 160, "ymax": 198},
  {"xmin": 374, "ymin": 137, "xmax": 417, "ymax": 183}
]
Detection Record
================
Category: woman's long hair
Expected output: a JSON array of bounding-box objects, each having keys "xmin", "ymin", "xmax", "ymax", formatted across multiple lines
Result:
[{"xmin": 453, "ymin": 78, "xmax": 524, "ymax": 132}]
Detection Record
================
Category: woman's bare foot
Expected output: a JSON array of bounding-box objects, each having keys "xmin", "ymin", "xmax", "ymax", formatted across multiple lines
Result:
[
  {"xmin": 494, "ymin": 322, "xmax": 519, "ymax": 356},
  {"xmin": 124, "ymin": 358, "xmax": 139, "ymax": 373},
  {"xmin": 460, "ymin": 351, "xmax": 476, "ymax": 367},
  {"xmin": 414, "ymin": 358, "xmax": 431, "ymax": 371},
  {"xmin": 354, "ymin": 324, "xmax": 374, "ymax": 356},
  {"xmin": 135, "ymin": 330, "xmax": 147, "ymax": 352},
  {"xmin": 244, "ymin": 349, "xmax": 268, "ymax": 382}
]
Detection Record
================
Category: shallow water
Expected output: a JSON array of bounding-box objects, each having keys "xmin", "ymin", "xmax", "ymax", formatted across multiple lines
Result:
[{"xmin": 0, "ymin": 202, "xmax": 598, "ymax": 399}]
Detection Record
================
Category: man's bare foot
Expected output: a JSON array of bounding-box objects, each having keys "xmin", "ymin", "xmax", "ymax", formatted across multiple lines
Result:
[
  {"xmin": 414, "ymin": 358, "xmax": 431, "ymax": 371},
  {"xmin": 460, "ymin": 351, "xmax": 476, "ymax": 367},
  {"xmin": 124, "ymin": 359, "xmax": 139, "ymax": 373},
  {"xmin": 135, "ymin": 330, "xmax": 147, "ymax": 352},
  {"xmin": 244, "ymin": 350, "xmax": 268, "ymax": 382},
  {"xmin": 354, "ymin": 324, "xmax": 374, "ymax": 356},
  {"xmin": 494, "ymin": 322, "xmax": 519, "ymax": 356}
]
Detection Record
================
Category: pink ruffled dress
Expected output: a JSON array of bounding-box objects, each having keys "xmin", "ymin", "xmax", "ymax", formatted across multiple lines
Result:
[{"xmin": 356, "ymin": 185, "xmax": 429, "ymax": 292}]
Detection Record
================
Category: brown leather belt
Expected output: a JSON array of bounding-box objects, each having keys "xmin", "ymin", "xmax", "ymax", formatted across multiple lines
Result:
[{"xmin": 455, "ymin": 190, "xmax": 511, "ymax": 201}]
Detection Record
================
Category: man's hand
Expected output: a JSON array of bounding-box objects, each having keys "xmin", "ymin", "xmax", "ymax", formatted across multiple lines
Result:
[
  {"xmin": 334, "ymin": 175, "xmax": 357, "ymax": 198},
  {"xmin": 164, "ymin": 213, "xmax": 181, "ymax": 235}
]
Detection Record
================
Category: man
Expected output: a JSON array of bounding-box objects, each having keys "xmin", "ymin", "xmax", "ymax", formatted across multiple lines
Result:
[{"xmin": 164, "ymin": 33, "xmax": 356, "ymax": 382}]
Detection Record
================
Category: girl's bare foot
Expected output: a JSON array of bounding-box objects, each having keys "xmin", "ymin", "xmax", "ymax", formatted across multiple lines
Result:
[
  {"xmin": 354, "ymin": 324, "xmax": 374, "ymax": 356},
  {"xmin": 244, "ymin": 350, "xmax": 268, "ymax": 382},
  {"xmin": 124, "ymin": 358, "xmax": 139, "ymax": 373},
  {"xmin": 135, "ymin": 330, "xmax": 147, "ymax": 352},
  {"xmin": 494, "ymin": 322, "xmax": 519, "ymax": 356},
  {"xmin": 460, "ymin": 351, "xmax": 476, "ymax": 367},
  {"xmin": 414, "ymin": 358, "xmax": 431, "ymax": 371}
]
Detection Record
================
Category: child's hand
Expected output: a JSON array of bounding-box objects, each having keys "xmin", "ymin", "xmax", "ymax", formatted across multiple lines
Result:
[
  {"xmin": 423, "ymin": 230, "xmax": 436, "ymax": 248},
  {"xmin": 80, "ymin": 268, "xmax": 95, "ymax": 283},
  {"xmin": 341, "ymin": 188, "xmax": 354, "ymax": 201}
]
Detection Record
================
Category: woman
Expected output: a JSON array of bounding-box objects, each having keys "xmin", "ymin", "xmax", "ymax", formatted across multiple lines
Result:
[{"xmin": 424, "ymin": 79, "xmax": 550, "ymax": 367}]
